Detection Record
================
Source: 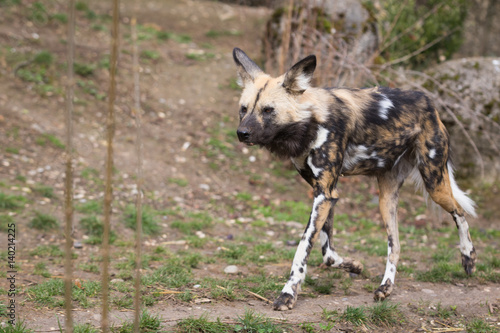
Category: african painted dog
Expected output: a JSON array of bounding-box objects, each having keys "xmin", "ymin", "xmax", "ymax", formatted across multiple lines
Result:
[{"xmin": 232, "ymin": 48, "xmax": 477, "ymax": 311}]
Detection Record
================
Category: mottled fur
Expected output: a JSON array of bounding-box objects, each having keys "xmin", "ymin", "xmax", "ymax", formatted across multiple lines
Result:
[{"xmin": 233, "ymin": 48, "xmax": 477, "ymax": 311}]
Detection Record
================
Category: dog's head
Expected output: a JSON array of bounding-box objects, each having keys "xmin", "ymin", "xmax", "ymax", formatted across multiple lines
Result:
[{"xmin": 232, "ymin": 48, "xmax": 318, "ymax": 158}]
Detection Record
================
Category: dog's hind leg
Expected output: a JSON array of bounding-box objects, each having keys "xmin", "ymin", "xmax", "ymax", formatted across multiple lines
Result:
[
  {"xmin": 374, "ymin": 169, "xmax": 407, "ymax": 301},
  {"xmin": 319, "ymin": 207, "xmax": 363, "ymax": 274},
  {"xmin": 421, "ymin": 162, "xmax": 477, "ymax": 275}
]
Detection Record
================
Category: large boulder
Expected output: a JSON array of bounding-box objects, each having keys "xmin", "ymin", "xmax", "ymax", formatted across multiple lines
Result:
[
  {"xmin": 263, "ymin": 0, "xmax": 378, "ymax": 86},
  {"xmin": 424, "ymin": 57, "xmax": 500, "ymax": 181}
]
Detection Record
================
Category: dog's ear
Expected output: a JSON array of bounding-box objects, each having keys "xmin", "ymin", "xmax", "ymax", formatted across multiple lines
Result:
[
  {"xmin": 233, "ymin": 48, "xmax": 263, "ymax": 88},
  {"xmin": 283, "ymin": 55, "xmax": 316, "ymax": 94}
]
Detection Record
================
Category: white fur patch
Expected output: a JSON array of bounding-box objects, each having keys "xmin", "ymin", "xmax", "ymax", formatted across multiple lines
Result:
[
  {"xmin": 381, "ymin": 245, "xmax": 397, "ymax": 285},
  {"xmin": 453, "ymin": 213, "xmax": 475, "ymax": 255},
  {"xmin": 428, "ymin": 148, "xmax": 436, "ymax": 159},
  {"xmin": 448, "ymin": 162, "xmax": 477, "ymax": 217},
  {"xmin": 307, "ymin": 155, "xmax": 322, "ymax": 177},
  {"xmin": 312, "ymin": 126, "xmax": 329, "ymax": 149},
  {"xmin": 342, "ymin": 145, "xmax": 370, "ymax": 171},
  {"xmin": 320, "ymin": 231, "xmax": 344, "ymax": 266},
  {"xmin": 379, "ymin": 96, "xmax": 393, "ymax": 120},
  {"xmin": 295, "ymin": 73, "xmax": 311, "ymax": 92}
]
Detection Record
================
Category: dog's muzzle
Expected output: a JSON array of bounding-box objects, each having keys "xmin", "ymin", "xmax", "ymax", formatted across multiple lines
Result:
[{"xmin": 237, "ymin": 127, "xmax": 251, "ymax": 143}]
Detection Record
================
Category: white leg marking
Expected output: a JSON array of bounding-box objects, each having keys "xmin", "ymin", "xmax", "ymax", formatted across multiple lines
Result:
[
  {"xmin": 453, "ymin": 213, "xmax": 474, "ymax": 255},
  {"xmin": 282, "ymin": 195, "xmax": 325, "ymax": 294},
  {"xmin": 307, "ymin": 155, "xmax": 322, "ymax": 177},
  {"xmin": 381, "ymin": 245, "xmax": 397, "ymax": 285},
  {"xmin": 379, "ymin": 95, "xmax": 393, "ymax": 120},
  {"xmin": 320, "ymin": 230, "xmax": 344, "ymax": 267}
]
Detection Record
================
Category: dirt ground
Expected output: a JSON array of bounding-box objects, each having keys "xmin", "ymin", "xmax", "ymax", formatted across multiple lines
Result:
[{"xmin": 0, "ymin": 0, "xmax": 499, "ymax": 332}]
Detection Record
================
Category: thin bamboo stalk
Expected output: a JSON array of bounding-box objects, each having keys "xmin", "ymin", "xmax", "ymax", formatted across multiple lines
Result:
[
  {"xmin": 63, "ymin": 0, "xmax": 76, "ymax": 332},
  {"xmin": 130, "ymin": 13, "xmax": 144, "ymax": 333},
  {"xmin": 101, "ymin": 0, "xmax": 120, "ymax": 331}
]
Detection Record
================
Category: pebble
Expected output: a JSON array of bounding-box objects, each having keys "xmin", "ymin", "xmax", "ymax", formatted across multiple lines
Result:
[
  {"xmin": 110, "ymin": 278, "xmax": 124, "ymax": 283},
  {"xmin": 199, "ymin": 184, "xmax": 210, "ymax": 191},
  {"xmin": 73, "ymin": 241, "xmax": 83, "ymax": 249},
  {"xmin": 224, "ymin": 265, "xmax": 238, "ymax": 274},
  {"xmin": 286, "ymin": 240, "xmax": 298, "ymax": 246}
]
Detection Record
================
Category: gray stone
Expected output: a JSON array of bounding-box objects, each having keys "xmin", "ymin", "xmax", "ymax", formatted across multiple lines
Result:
[{"xmin": 224, "ymin": 265, "xmax": 239, "ymax": 274}]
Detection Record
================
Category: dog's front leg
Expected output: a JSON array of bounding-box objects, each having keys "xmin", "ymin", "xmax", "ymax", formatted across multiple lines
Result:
[{"xmin": 273, "ymin": 192, "xmax": 337, "ymax": 311}]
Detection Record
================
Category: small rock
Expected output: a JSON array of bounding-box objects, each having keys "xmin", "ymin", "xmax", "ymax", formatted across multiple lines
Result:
[
  {"xmin": 249, "ymin": 156, "xmax": 256, "ymax": 162},
  {"xmin": 224, "ymin": 265, "xmax": 238, "ymax": 274},
  {"xmin": 199, "ymin": 184, "xmax": 210, "ymax": 191},
  {"xmin": 286, "ymin": 240, "xmax": 298, "ymax": 246},
  {"xmin": 195, "ymin": 231, "xmax": 206, "ymax": 239},
  {"xmin": 193, "ymin": 284, "xmax": 201, "ymax": 289},
  {"xmin": 111, "ymin": 278, "xmax": 124, "ymax": 283},
  {"xmin": 73, "ymin": 241, "xmax": 83, "ymax": 249}
]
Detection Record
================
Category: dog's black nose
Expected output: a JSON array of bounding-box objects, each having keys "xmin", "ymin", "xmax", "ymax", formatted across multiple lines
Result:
[{"xmin": 237, "ymin": 128, "xmax": 250, "ymax": 142}]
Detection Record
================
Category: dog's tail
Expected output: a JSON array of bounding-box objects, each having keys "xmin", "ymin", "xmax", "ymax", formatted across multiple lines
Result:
[{"xmin": 447, "ymin": 162, "xmax": 477, "ymax": 217}]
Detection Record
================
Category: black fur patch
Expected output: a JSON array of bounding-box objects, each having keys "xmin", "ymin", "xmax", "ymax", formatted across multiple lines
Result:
[{"xmin": 264, "ymin": 120, "xmax": 319, "ymax": 158}]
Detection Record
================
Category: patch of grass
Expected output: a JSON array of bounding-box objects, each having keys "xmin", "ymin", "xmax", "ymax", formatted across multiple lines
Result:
[
  {"xmin": 123, "ymin": 205, "xmax": 160, "ymax": 235},
  {"xmin": 75, "ymin": 1, "xmax": 88, "ymax": 11},
  {"xmin": 205, "ymin": 29, "xmax": 242, "ymax": 38},
  {"xmin": 6, "ymin": 147, "xmax": 19, "ymax": 154},
  {"xmin": 15, "ymin": 175, "xmax": 26, "ymax": 182},
  {"xmin": 186, "ymin": 51, "xmax": 215, "ymax": 61},
  {"xmin": 75, "ymin": 200, "xmax": 102, "ymax": 214},
  {"xmin": 80, "ymin": 215, "xmax": 116, "ymax": 245},
  {"xmin": 432, "ymin": 247, "xmax": 456, "ymax": 263},
  {"xmin": 30, "ymin": 245, "xmax": 64, "ymax": 257},
  {"xmin": 112, "ymin": 295, "xmax": 133, "ymax": 309},
  {"xmin": 0, "ymin": 214, "xmax": 14, "ymax": 232},
  {"xmin": 74, "ymin": 62, "xmax": 95, "ymax": 77},
  {"xmin": 140, "ymin": 50, "xmax": 160, "ymax": 61},
  {"xmin": 36, "ymin": 133, "xmax": 65, "ymax": 149},
  {"xmin": 29, "ymin": 1, "xmax": 48, "ymax": 24},
  {"xmin": 73, "ymin": 323, "xmax": 98, "ymax": 333},
  {"xmin": 176, "ymin": 314, "xmax": 229, "ymax": 333},
  {"xmin": 217, "ymin": 244, "xmax": 247, "ymax": 263},
  {"xmin": 368, "ymin": 302, "xmax": 404, "ymax": 327},
  {"xmin": 170, "ymin": 212, "xmax": 213, "ymax": 235},
  {"xmin": 34, "ymin": 262, "xmax": 51, "ymax": 278},
  {"xmin": 466, "ymin": 318, "xmax": 496, "ymax": 333},
  {"xmin": 0, "ymin": 320, "xmax": 34, "ymax": 333},
  {"xmin": 242, "ymin": 273, "xmax": 283, "ymax": 299},
  {"xmin": 112, "ymin": 310, "xmax": 162, "ymax": 333},
  {"xmin": 29, "ymin": 212, "xmax": 59, "ymax": 230},
  {"xmin": 156, "ymin": 31, "xmax": 191, "ymax": 43},
  {"xmin": 32, "ymin": 184, "xmax": 55, "ymax": 198},
  {"xmin": 79, "ymin": 262, "xmax": 99, "ymax": 273},
  {"xmin": 141, "ymin": 258, "xmax": 192, "ymax": 289},
  {"xmin": 354, "ymin": 237, "xmax": 387, "ymax": 257},
  {"xmin": 416, "ymin": 262, "xmax": 467, "ymax": 283},
  {"xmin": 51, "ymin": 13, "xmax": 68, "ymax": 24},
  {"xmin": 0, "ymin": 192, "xmax": 27, "ymax": 210},
  {"xmin": 235, "ymin": 310, "xmax": 284, "ymax": 333},
  {"xmin": 430, "ymin": 302, "xmax": 457, "ymax": 319},
  {"xmin": 168, "ymin": 177, "xmax": 188, "ymax": 187},
  {"xmin": 340, "ymin": 306, "xmax": 368, "ymax": 327}
]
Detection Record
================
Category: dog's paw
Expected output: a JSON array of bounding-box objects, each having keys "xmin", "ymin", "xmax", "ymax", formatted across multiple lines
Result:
[
  {"xmin": 373, "ymin": 280, "xmax": 393, "ymax": 301},
  {"xmin": 461, "ymin": 248, "xmax": 476, "ymax": 275},
  {"xmin": 340, "ymin": 259, "xmax": 364, "ymax": 275},
  {"xmin": 273, "ymin": 292, "xmax": 296, "ymax": 311}
]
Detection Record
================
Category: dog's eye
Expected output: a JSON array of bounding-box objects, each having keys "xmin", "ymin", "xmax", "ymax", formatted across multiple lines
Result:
[
  {"xmin": 263, "ymin": 107, "xmax": 274, "ymax": 114},
  {"xmin": 240, "ymin": 106, "xmax": 247, "ymax": 114}
]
